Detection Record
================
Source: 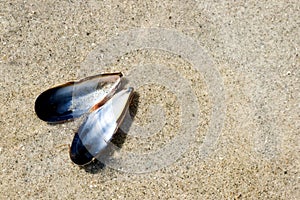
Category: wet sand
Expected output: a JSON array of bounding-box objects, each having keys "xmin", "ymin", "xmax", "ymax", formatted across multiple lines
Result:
[{"xmin": 0, "ymin": 0, "xmax": 299, "ymax": 199}]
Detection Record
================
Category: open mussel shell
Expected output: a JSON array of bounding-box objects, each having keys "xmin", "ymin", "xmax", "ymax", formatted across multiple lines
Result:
[
  {"xmin": 70, "ymin": 87, "xmax": 134, "ymax": 166},
  {"xmin": 34, "ymin": 72, "xmax": 122, "ymax": 123}
]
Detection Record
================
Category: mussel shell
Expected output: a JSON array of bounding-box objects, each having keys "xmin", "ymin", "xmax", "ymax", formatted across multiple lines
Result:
[
  {"xmin": 70, "ymin": 87, "xmax": 134, "ymax": 166},
  {"xmin": 34, "ymin": 72, "xmax": 122, "ymax": 123}
]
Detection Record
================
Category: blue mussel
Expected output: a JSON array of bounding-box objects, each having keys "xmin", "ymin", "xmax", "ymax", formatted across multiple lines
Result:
[{"xmin": 35, "ymin": 72, "xmax": 133, "ymax": 165}]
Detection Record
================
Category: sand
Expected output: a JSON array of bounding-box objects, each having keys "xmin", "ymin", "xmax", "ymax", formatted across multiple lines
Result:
[{"xmin": 0, "ymin": 0, "xmax": 299, "ymax": 199}]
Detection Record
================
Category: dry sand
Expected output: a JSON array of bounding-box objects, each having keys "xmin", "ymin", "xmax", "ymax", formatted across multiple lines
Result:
[{"xmin": 0, "ymin": 0, "xmax": 299, "ymax": 199}]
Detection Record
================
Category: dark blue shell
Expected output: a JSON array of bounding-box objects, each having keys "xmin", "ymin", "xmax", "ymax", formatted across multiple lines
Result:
[
  {"xmin": 70, "ymin": 133, "xmax": 94, "ymax": 165},
  {"xmin": 34, "ymin": 72, "xmax": 122, "ymax": 123},
  {"xmin": 69, "ymin": 87, "xmax": 134, "ymax": 166},
  {"xmin": 34, "ymin": 82, "xmax": 75, "ymax": 123}
]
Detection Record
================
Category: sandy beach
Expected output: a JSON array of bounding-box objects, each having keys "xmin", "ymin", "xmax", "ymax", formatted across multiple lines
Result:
[{"xmin": 0, "ymin": 0, "xmax": 299, "ymax": 199}]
